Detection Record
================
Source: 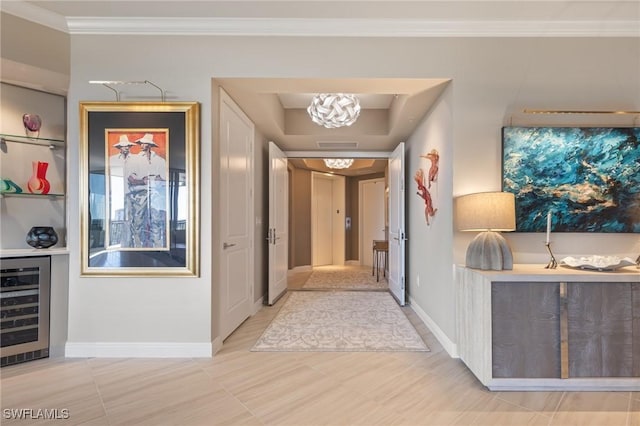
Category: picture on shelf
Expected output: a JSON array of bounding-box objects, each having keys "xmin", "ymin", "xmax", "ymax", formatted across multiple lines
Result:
[
  {"xmin": 502, "ymin": 126, "xmax": 640, "ymax": 233},
  {"xmin": 105, "ymin": 129, "xmax": 170, "ymax": 251}
]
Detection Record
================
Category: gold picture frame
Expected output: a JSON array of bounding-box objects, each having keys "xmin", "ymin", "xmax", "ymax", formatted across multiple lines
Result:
[{"xmin": 80, "ymin": 102, "xmax": 200, "ymax": 276}]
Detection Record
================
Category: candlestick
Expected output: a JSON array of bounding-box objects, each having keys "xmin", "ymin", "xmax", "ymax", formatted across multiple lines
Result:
[
  {"xmin": 546, "ymin": 211, "xmax": 551, "ymax": 244},
  {"xmin": 545, "ymin": 242, "xmax": 558, "ymax": 269}
]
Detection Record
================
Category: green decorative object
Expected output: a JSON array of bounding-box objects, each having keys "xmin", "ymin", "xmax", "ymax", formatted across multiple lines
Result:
[{"xmin": 0, "ymin": 178, "xmax": 23, "ymax": 193}]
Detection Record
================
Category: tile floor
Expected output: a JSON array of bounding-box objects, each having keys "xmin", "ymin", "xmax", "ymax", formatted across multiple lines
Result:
[{"xmin": 0, "ymin": 267, "xmax": 637, "ymax": 425}]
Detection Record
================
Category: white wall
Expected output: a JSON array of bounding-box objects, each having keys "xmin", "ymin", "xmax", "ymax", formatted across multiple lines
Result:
[
  {"xmin": 406, "ymin": 86, "xmax": 455, "ymax": 351},
  {"xmin": 32, "ymin": 33, "xmax": 640, "ymax": 354}
]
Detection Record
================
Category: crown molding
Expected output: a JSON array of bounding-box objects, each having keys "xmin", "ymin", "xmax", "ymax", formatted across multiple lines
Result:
[
  {"xmin": 65, "ymin": 17, "xmax": 639, "ymax": 37},
  {"xmin": 1, "ymin": 2, "xmax": 638, "ymax": 38}
]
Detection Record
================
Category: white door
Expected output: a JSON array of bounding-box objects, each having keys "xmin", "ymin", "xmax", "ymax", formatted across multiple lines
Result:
[
  {"xmin": 331, "ymin": 175, "xmax": 346, "ymax": 266},
  {"xmin": 220, "ymin": 89, "xmax": 254, "ymax": 339},
  {"xmin": 359, "ymin": 178, "xmax": 386, "ymax": 267},
  {"xmin": 268, "ymin": 142, "xmax": 288, "ymax": 305},
  {"xmin": 312, "ymin": 175, "xmax": 334, "ymax": 266},
  {"xmin": 388, "ymin": 143, "xmax": 406, "ymax": 305}
]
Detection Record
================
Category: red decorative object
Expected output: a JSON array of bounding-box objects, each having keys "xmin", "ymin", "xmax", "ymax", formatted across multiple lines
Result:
[
  {"xmin": 414, "ymin": 169, "xmax": 437, "ymax": 225},
  {"xmin": 415, "ymin": 148, "xmax": 440, "ymax": 225},
  {"xmin": 27, "ymin": 161, "xmax": 50, "ymax": 194}
]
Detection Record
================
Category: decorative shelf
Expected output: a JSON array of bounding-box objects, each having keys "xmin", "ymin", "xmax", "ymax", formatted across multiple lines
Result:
[
  {"xmin": 0, "ymin": 134, "xmax": 65, "ymax": 149},
  {"xmin": 0, "ymin": 192, "xmax": 64, "ymax": 199},
  {"xmin": 0, "ymin": 247, "xmax": 69, "ymax": 258}
]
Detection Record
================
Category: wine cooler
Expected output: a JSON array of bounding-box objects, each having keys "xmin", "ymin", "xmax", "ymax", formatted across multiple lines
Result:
[{"xmin": 0, "ymin": 256, "xmax": 50, "ymax": 367}]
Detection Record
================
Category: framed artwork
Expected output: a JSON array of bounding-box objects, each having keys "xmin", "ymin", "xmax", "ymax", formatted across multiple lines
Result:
[
  {"xmin": 502, "ymin": 126, "xmax": 640, "ymax": 233},
  {"xmin": 80, "ymin": 102, "xmax": 200, "ymax": 276}
]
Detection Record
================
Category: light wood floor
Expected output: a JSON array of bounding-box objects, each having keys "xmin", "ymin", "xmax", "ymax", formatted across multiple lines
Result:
[{"xmin": 1, "ymin": 268, "xmax": 638, "ymax": 425}]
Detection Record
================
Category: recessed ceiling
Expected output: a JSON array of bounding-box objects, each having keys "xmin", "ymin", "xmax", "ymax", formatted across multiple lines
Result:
[
  {"xmin": 289, "ymin": 158, "xmax": 388, "ymax": 177},
  {"xmin": 278, "ymin": 93, "xmax": 394, "ymax": 110},
  {"xmin": 216, "ymin": 78, "xmax": 451, "ymax": 152}
]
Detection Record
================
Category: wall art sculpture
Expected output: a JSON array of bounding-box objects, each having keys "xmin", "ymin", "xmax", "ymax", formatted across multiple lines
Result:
[
  {"xmin": 414, "ymin": 149, "xmax": 439, "ymax": 225},
  {"xmin": 502, "ymin": 126, "xmax": 640, "ymax": 233}
]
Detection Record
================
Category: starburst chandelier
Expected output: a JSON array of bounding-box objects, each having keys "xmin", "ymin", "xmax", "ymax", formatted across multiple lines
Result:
[
  {"xmin": 307, "ymin": 93, "xmax": 361, "ymax": 128},
  {"xmin": 323, "ymin": 159, "xmax": 354, "ymax": 169}
]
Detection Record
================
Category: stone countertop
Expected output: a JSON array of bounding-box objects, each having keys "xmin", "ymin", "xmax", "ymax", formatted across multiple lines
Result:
[
  {"xmin": 1, "ymin": 247, "xmax": 69, "ymax": 258},
  {"xmin": 457, "ymin": 263, "xmax": 639, "ymax": 282}
]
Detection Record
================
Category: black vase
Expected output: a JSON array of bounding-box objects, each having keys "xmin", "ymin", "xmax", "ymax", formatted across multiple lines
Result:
[{"xmin": 26, "ymin": 226, "xmax": 58, "ymax": 249}]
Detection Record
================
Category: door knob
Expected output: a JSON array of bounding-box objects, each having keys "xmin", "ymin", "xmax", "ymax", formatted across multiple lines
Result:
[{"xmin": 223, "ymin": 242, "xmax": 236, "ymax": 249}]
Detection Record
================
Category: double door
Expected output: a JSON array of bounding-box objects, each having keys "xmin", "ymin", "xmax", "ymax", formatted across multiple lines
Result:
[{"xmin": 268, "ymin": 143, "xmax": 406, "ymax": 306}]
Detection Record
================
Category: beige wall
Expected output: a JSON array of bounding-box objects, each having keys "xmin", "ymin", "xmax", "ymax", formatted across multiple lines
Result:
[
  {"xmin": 64, "ymin": 35, "xmax": 640, "ymax": 350},
  {"xmin": 4, "ymin": 19, "xmax": 639, "ymax": 352},
  {"xmin": 290, "ymin": 167, "xmax": 312, "ymax": 267},
  {"xmin": 0, "ymin": 13, "xmax": 69, "ymax": 93},
  {"xmin": 286, "ymin": 167, "xmax": 385, "ymax": 265},
  {"xmin": 0, "ymin": 13, "xmax": 69, "ymax": 75},
  {"xmin": 345, "ymin": 172, "xmax": 386, "ymax": 261}
]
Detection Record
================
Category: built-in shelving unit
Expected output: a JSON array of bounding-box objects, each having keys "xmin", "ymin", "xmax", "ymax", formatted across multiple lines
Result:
[
  {"xmin": 0, "ymin": 133, "xmax": 66, "ymax": 199},
  {"xmin": 1, "ymin": 81, "xmax": 69, "ymax": 364}
]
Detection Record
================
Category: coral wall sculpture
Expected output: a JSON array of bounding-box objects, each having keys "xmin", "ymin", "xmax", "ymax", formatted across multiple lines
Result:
[{"xmin": 415, "ymin": 149, "xmax": 440, "ymax": 225}]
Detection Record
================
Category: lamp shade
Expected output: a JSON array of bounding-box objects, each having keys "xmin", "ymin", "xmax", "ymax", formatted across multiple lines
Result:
[
  {"xmin": 307, "ymin": 93, "xmax": 361, "ymax": 128},
  {"xmin": 456, "ymin": 191, "xmax": 516, "ymax": 270},
  {"xmin": 455, "ymin": 192, "xmax": 516, "ymax": 232}
]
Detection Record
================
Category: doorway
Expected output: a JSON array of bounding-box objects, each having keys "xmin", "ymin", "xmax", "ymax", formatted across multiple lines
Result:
[
  {"xmin": 359, "ymin": 178, "xmax": 386, "ymax": 268},
  {"xmin": 269, "ymin": 147, "xmax": 406, "ymax": 306},
  {"xmin": 312, "ymin": 172, "xmax": 346, "ymax": 267}
]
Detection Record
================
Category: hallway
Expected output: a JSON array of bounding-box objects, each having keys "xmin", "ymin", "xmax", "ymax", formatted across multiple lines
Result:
[{"xmin": 287, "ymin": 264, "xmax": 389, "ymax": 291}]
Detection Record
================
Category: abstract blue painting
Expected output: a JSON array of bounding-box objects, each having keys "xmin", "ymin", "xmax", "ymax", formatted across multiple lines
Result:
[{"xmin": 502, "ymin": 127, "xmax": 640, "ymax": 233}]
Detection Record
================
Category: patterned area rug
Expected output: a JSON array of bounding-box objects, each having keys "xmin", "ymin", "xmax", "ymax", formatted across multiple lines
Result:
[
  {"xmin": 302, "ymin": 266, "xmax": 388, "ymax": 290},
  {"xmin": 252, "ymin": 291, "xmax": 429, "ymax": 352}
]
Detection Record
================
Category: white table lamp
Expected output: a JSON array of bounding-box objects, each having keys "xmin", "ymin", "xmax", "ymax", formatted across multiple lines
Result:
[{"xmin": 456, "ymin": 191, "xmax": 516, "ymax": 270}]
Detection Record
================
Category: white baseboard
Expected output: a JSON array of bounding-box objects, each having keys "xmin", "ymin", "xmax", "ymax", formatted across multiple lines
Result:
[
  {"xmin": 212, "ymin": 337, "xmax": 223, "ymax": 355},
  {"xmin": 289, "ymin": 265, "xmax": 312, "ymax": 273},
  {"xmin": 345, "ymin": 260, "xmax": 360, "ymax": 266},
  {"xmin": 65, "ymin": 342, "xmax": 213, "ymax": 358},
  {"xmin": 408, "ymin": 295, "xmax": 459, "ymax": 358},
  {"xmin": 253, "ymin": 296, "xmax": 264, "ymax": 315},
  {"xmin": 48, "ymin": 344, "xmax": 66, "ymax": 358}
]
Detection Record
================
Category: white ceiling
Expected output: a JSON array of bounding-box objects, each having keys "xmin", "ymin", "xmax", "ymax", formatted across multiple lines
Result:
[{"xmin": 3, "ymin": 1, "xmax": 637, "ymax": 171}]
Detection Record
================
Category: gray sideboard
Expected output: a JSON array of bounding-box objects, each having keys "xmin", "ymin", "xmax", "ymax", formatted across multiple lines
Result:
[{"xmin": 455, "ymin": 264, "xmax": 640, "ymax": 391}]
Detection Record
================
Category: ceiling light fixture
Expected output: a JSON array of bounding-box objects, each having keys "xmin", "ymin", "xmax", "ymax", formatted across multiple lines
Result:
[
  {"xmin": 307, "ymin": 93, "xmax": 361, "ymax": 128},
  {"xmin": 324, "ymin": 159, "xmax": 354, "ymax": 169}
]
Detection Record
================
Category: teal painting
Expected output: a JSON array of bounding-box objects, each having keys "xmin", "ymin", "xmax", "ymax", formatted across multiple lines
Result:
[{"xmin": 502, "ymin": 126, "xmax": 640, "ymax": 233}]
